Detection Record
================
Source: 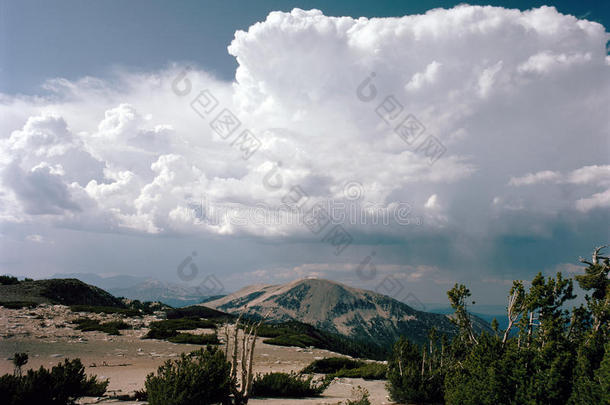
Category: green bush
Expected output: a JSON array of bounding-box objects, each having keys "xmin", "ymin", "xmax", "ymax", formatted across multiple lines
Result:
[
  {"xmin": 70, "ymin": 305, "xmax": 140, "ymax": 317},
  {"xmin": 263, "ymin": 334, "xmax": 317, "ymax": 348},
  {"xmin": 0, "ymin": 358, "xmax": 108, "ymax": 405},
  {"xmin": 166, "ymin": 305, "xmax": 231, "ymax": 321},
  {"xmin": 144, "ymin": 318, "xmax": 216, "ymax": 340},
  {"xmin": 302, "ymin": 357, "xmax": 387, "ymax": 380},
  {"xmin": 301, "ymin": 357, "xmax": 366, "ymax": 374},
  {"xmin": 145, "ymin": 346, "xmax": 231, "ymax": 405},
  {"xmin": 331, "ymin": 363, "xmax": 387, "ymax": 380},
  {"xmin": 0, "ymin": 301, "xmax": 38, "ymax": 309},
  {"xmin": 72, "ymin": 318, "xmax": 129, "ymax": 335},
  {"xmin": 250, "ymin": 372, "xmax": 330, "ymax": 398},
  {"xmin": 167, "ymin": 333, "xmax": 220, "ymax": 345},
  {"xmin": 0, "ymin": 275, "xmax": 20, "ymax": 285}
]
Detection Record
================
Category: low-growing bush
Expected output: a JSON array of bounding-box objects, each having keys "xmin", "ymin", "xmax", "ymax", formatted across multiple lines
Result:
[
  {"xmin": 345, "ymin": 386, "xmax": 372, "ymax": 405},
  {"xmin": 301, "ymin": 357, "xmax": 387, "ymax": 380},
  {"xmin": 145, "ymin": 346, "xmax": 231, "ymax": 405},
  {"xmin": 250, "ymin": 372, "xmax": 330, "ymax": 398},
  {"xmin": 70, "ymin": 305, "xmax": 140, "ymax": 317},
  {"xmin": 0, "ymin": 275, "xmax": 20, "ymax": 285},
  {"xmin": 263, "ymin": 334, "xmax": 317, "ymax": 348},
  {"xmin": 167, "ymin": 333, "xmax": 220, "ymax": 345},
  {"xmin": 124, "ymin": 299, "xmax": 165, "ymax": 315},
  {"xmin": 166, "ymin": 305, "xmax": 230, "ymax": 321},
  {"xmin": 301, "ymin": 357, "xmax": 366, "ymax": 374},
  {"xmin": 330, "ymin": 362, "xmax": 387, "ymax": 380},
  {"xmin": 72, "ymin": 318, "xmax": 129, "ymax": 335},
  {"xmin": 144, "ymin": 318, "xmax": 216, "ymax": 340},
  {"xmin": 0, "ymin": 301, "xmax": 38, "ymax": 309},
  {"xmin": 0, "ymin": 357, "xmax": 108, "ymax": 405}
]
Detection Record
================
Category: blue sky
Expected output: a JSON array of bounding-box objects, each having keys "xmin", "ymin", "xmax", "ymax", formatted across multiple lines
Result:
[{"xmin": 0, "ymin": 1, "xmax": 608, "ymax": 306}]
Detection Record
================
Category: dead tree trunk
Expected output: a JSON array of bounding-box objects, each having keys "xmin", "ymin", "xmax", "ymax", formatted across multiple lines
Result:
[{"xmin": 227, "ymin": 313, "xmax": 268, "ymax": 405}]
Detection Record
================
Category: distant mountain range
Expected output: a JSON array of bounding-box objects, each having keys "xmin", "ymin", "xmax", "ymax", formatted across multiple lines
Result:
[
  {"xmin": 50, "ymin": 273, "xmax": 214, "ymax": 307},
  {"xmin": 3, "ymin": 275, "xmax": 495, "ymax": 353},
  {"xmin": 205, "ymin": 278, "xmax": 493, "ymax": 346}
]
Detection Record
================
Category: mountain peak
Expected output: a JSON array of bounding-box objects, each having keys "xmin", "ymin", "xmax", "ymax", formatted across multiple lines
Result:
[{"xmin": 205, "ymin": 278, "xmax": 459, "ymax": 346}]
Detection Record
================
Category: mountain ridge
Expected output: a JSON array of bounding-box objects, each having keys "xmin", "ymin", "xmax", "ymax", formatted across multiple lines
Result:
[{"xmin": 205, "ymin": 278, "xmax": 491, "ymax": 346}]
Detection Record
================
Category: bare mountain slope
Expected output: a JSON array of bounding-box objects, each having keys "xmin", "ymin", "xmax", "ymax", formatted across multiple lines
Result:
[{"xmin": 205, "ymin": 278, "xmax": 480, "ymax": 346}]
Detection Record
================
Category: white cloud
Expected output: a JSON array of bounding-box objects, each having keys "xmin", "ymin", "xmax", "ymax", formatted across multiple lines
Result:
[
  {"xmin": 0, "ymin": 5, "xmax": 608, "ymax": 241},
  {"xmin": 406, "ymin": 61, "xmax": 442, "ymax": 91},
  {"xmin": 576, "ymin": 189, "xmax": 610, "ymax": 212},
  {"xmin": 26, "ymin": 234, "xmax": 45, "ymax": 243},
  {"xmin": 508, "ymin": 165, "xmax": 610, "ymax": 213},
  {"xmin": 425, "ymin": 194, "xmax": 440, "ymax": 210},
  {"xmin": 567, "ymin": 165, "xmax": 610, "ymax": 185},
  {"xmin": 509, "ymin": 170, "xmax": 562, "ymax": 186},
  {"xmin": 518, "ymin": 51, "xmax": 592, "ymax": 74}
]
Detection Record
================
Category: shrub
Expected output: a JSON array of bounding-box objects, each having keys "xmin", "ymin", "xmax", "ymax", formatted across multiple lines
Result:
[
  {"xmin": 167, "ymin": 333, "xmax": 220, "ymax": 345},
  {"xmin": 263, "ymin": 334, "xmax": 317, "ymax": 348},
  {"xmin": 144, "ymin": 318, "xmax": 216, "ymax": 340},
  {"xmin": 301, "ymin": 357, "xmax": 387, "ymax": 380},
  {"xmin": 0, "ymin": 358, "xmax": 107, "ymax": 405},
  {"xmin": 302, "ymin": 357, "xmax": 366, "ymax": 374},
  {"xmin": 12, "ymin": 353, "xmax": 28, "ymax": 376},
  {"xmin": 0, "ymin": 301, "xmax": 38, "ymax": 309},
  {"xmin": 250, "ymin": 372, "xmax": 330, "ymax": 398},
  {"xmin": 346, "ymin": 386, "xmax": 372, "ymax": 405},
  {"xmin": 166, "ymin": 305, "xmax": 230, "ymax": 321},
  {"xmin": 72, "ymin": 318, "xmax": 129, "ymax": 335},
  {"xmin": 145, "ymin": 346, "xmax": 231, "ymax": 405},
  {"xmin": 70, "ymin": 305, "xmax": 140, "ymax": 317},
  {"xmin": 0, "ymin": 275, "xmax": 20, "ymax": 285},
  {"xmin": 331, "ymin": 363, "xmax": 387, "ymax": 380}
]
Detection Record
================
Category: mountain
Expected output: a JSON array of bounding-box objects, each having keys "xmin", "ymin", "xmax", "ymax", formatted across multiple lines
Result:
[
  {"xmin": 0, "ymin": 278, "xmax": 126, "ymax": 307},
  {"xmin": 50, "ymin": 273, "xmax": 148, "ymax": 290},
  {"xmin": 108, "ymin": 279, "xmax": 212, "ymax": 307},
  {"xmin": 205, "ymin": 278, "xmax": 492, "ymax": 346},
  {"xmin": 51, "ymin": 273, "xmax": 213, "ymax": 307}
]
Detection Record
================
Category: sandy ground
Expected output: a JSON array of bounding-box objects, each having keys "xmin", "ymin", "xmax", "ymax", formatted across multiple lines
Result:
[{"xmin": 0, "ymin": 305, "xmax": 394, "ymax": 404}]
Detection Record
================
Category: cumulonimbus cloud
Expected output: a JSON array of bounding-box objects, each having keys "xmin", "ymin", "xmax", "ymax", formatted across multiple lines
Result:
[{"xmin": 0, "ymin": 5, "xmax": 608, "ymax": 239}]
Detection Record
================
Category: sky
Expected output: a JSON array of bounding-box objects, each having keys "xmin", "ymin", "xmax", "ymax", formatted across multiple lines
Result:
[{"xmin": 0, "ymin": 0, "xmax": 609, "ymax": 306}]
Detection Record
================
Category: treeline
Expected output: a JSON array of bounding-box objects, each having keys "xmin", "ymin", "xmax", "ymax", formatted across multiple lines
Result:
[{"xmin": 387, "ymin": 246, "xmax": 610, "ymax": 404}]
